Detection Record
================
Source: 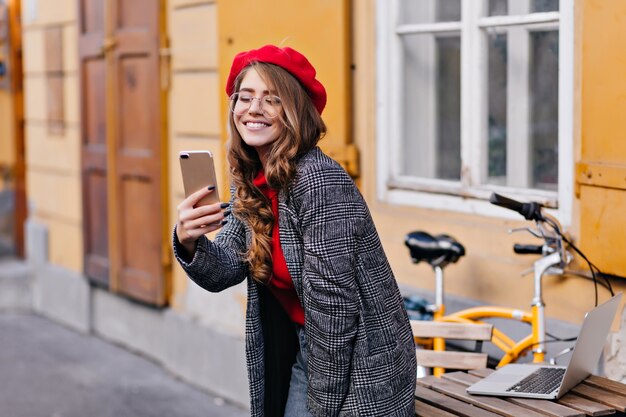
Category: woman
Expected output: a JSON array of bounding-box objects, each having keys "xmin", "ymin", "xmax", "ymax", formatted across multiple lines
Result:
[{"xmin": 174, "ymin": 45, "xmax": 416, "ymax": 417}]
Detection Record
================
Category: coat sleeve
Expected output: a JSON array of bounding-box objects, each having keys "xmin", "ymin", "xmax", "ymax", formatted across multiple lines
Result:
[
  {"xmin": 298, "ymin": 166, "xmax": 364, "ymax": 415},
  {"xmin": 172, "ymin": 201, "xmax": 248, "ymax": 293}
]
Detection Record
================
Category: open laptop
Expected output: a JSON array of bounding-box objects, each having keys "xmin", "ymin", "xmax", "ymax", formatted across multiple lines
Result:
[{"xmin": 466, "ymin": 293, "xmax": 622, "ymax": 400}]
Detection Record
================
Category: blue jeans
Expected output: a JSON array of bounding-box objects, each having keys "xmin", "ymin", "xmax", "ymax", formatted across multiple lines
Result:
[{"xmin": 284, "ymin": 325, "xmax": 314, "ymax": 417}]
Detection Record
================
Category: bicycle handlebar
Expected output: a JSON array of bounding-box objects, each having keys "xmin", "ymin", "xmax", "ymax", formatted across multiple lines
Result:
[
  {"xmin": 513, "ymin": 244, "xmax": 543, "ymax": 255},
  {"xmin": 489, "ymin": 193, "xmax": 544, "ymax": 221}
]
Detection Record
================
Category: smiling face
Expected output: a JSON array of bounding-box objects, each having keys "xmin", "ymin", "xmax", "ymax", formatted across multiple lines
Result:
[{"xmin": 233, "ymin": 68, "xmax": 284, "ymax": 165}]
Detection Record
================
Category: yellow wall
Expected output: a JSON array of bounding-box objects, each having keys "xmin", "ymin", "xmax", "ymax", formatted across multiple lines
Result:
[
  {"xmin": 166, "ymin": 0, "xmax": 626, "ymax": 323},
  {"xmin": 353, "ymin": 0, "xmax": 626, "ymax": 326},
  {"xmin": 217, "ymin": 0, "xmax": 357, "ymax": 176},
  {"xmin": 167, "ymin": 0, "xmax": 354, "ymax": 308},
  {"xmin": 21, "ymin": 0, "xmax": 82, "ymax": 271},
  {"xmin": 576, "ymin": 0, "xmax": 626, "ymax": 278},
  {"xmin": 167, "ymin": 0, "xmax": 223, "ymax": 308},
  {"xmin": 0, "ymin": 90, "xmax": 14, "ymax": 180},
  {"xmin": 16, "ymin": 0, "xmax": 626, "ymax": 322}
]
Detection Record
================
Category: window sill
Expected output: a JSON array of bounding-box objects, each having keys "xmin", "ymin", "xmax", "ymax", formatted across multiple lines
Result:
[{"xmin": 382, "ymin": 179, "xmax": 564, "ymax": 223}]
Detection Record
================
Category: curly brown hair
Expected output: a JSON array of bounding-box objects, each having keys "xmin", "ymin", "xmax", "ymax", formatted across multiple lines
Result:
[{"xmin": 227, "ymin": 62, "xmax": 327, "ymax": 285}]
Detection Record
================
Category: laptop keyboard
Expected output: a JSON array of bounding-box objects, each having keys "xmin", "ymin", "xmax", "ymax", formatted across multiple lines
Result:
[{"xmin": 506, "ymin": 367, "xmax": 566, "ymax": 394}]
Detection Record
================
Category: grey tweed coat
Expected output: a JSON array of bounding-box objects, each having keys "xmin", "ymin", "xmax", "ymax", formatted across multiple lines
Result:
[{"xmin": 173, "ymin": 147, "xmax": 416, "ymax": 417}]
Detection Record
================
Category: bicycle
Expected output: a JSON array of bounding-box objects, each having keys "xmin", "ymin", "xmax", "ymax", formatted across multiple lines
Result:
[{"xmin": 404, "ymin": 192, "xmax": 615, "ymax": 377}]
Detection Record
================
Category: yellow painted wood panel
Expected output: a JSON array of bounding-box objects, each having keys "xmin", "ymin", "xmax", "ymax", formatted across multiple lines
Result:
[
  {"xmin": 577, "ymin": 0, "xmax": 626, "ymax": 277},
  {"xmin": 44, "ymin": 26, "xmax": 63, "ymax": 73},
  {"xmin": 34, "ymin": 216, "xmax": 83, "ymax": 272},
  {"xmin": 22, "ymin": 0, "xmax": 76, "ymax": 27},
  {"xmin": 169, "ymin": 197, "xmax": 192, "ymax": 308},
  {"xmin": 24, "ymin": 73, "xmax": 77, "ymax": 125},
  {"xmin": 170, "ymin": 72, "xmax": 221, "ymax": 136},
  {"xmin": 62, "ymin": 24, "xmax": 77, "ymax": 73},
  {"xmin": 0, "ymin": 91, "xmax": 15, "ymax": 166},
  {"xmin": 63, "ymin": 73, "xmax": 78, "ymax": 124},
  {"xmin": 27, "ymin": 169, "xmax": 81, "ymax": 222},
  {"xmin": 170, "ymin": 264, "xmax": 189, "ymax": 310},
  {"xmin": 25, "ymin": 123, "xmax": 80, "ymax": 173},
  {"xmin": 218, "ymin": 0, "xmax": 351, "ymax": 149},
  {"xmin": 22, "ymin": 28, "xmax": 44, "ymax": 74},
  {"xmin": 375, "ymin": 203, "xmax": 532, "ymax": 301},
  {"xmin": 579, "ymin": 186, "xmax": 626, "ymax": 277},
  {"xmin": 581, "ymin": 0, "xmax": 626, "ymax": 164},
  {"xmin": 22, "ymin": 26, "xmax": 76, "ymax": 75},
  {"xmin": 167, "ymin": 0, "xmax": 221, "ymax": 306},
  {"xmin": 576, "ymin": 162, "xmax": 626, "ymax": 191},
  {"xmin": 352, "ymin": 0, "xmax": 376, "ymax": 190},
  {"xmin": 170, "ymin": 4, "xmax": 217, "ymax": 70},
  {"xmin": 23, "ymin": 75, "xmax": 46, "ymax": 120}
]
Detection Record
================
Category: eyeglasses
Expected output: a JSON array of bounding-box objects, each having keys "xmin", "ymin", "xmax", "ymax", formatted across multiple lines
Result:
[{"xmin": 228, "ymin": 92, "xmax": 283, "ymax": 119}]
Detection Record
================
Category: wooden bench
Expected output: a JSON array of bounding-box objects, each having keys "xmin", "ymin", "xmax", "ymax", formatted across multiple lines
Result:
[
  {"xmin": 411, "ymin": 320, "xmax": 494, "ymax": 371},
  {"xmin": 415, "ymin": 368, "xmax": 626, "ymax": 416}
]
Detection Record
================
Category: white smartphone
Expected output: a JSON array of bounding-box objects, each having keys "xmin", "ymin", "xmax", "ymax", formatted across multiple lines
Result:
[{"xmin": 179, "ymin": 150, "xmax": 220, "ymax": 207}]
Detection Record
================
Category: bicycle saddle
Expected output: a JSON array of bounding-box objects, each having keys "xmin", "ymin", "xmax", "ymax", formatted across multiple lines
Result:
[{"xmin": 404, "ymin": 231, "xmax": 465, "ymax": 268}]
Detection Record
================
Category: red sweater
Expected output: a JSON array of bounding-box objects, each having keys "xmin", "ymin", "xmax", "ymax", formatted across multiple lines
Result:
[{"xmin": 253, "ymin": 171, "xmax": 305, "ymax": 326}]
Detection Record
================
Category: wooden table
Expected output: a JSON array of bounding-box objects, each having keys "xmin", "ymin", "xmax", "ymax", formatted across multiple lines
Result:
[{"xmin": 415, "ymin": 368, "xmax": 626, "ymax": 417}]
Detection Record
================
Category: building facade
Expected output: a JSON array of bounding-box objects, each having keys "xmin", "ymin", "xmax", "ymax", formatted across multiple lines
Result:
[{"xmin": 1, "ymin": 0, "xmax": 625, "ymax": 406}]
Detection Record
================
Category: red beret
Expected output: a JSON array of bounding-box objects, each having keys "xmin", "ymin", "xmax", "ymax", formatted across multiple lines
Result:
[{"xmin": 225, "ymin": 45, "xmax": 327, "ymax": 114}]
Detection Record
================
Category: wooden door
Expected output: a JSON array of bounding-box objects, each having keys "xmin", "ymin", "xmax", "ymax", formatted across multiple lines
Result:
[
  {"xmin": 78, "ymin": 0, "xmax": 167, "ymax": 304},
  {"xmin": 110, "ymin": 0, "xmax": 166, "ymax": 305},
  {"xmin": 79, "ymin": 0, "xmax": 110, "ymax": 286}
]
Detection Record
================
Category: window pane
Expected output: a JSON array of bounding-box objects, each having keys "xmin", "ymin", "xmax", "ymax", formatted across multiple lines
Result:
[
  {"xmin": 437, "ymin": 0, "xmax": 461, "ymax": 22},
  {"xmin": 437, "ymin": 37, "xmax": 461, "ymax": 180},
  {"xmin": 488, "ymin": 0, "xmax": 508, "ymax": 16},
  {"xmin": 487, "ymin": 33, "xmax": 508, "ymax": 184},
  {"xmin": 400, "ymin": 0, "xmax": 460, "ymax": 24},
  {"xmin": 400, "ymin": 34, "xmax": 461, "ymax": 180},
  {"xmin": 532, "ymin": 0, "xmax": 559, "ymax": 13},
  {"xmin": 530, "ymin": 30, "xmax": 559, "ymax": 190},
  {"xmin": 488, "ymin": 0, "xmax": 559, "ymax": 16}
]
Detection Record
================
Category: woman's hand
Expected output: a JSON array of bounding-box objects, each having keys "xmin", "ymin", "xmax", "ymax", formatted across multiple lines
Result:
[{"xmin": 176, "ymin": 186, "xmax": 230, "ymax": 257}]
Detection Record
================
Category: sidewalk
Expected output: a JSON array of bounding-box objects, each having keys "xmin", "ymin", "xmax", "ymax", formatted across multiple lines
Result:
[{"xmin": 0, "ymin": 312, "xmax": 249, "ymax": 417}]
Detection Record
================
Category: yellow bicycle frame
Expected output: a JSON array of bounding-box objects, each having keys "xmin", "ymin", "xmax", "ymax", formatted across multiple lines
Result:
[{"xmin": 427, "ymin": 306, "xmax": 541, "ymax": 377}]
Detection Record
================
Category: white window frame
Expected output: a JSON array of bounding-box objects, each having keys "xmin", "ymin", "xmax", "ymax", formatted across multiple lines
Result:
[{"xmin": 376, "ymin": 0, "xmax": 574, "ymax": 224}]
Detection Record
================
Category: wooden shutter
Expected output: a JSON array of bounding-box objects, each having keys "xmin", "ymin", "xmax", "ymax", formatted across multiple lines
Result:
[
  {"xmin": 79, "ymin": 0, "xmax": 167, "ymax": 304},
  {"xmin": 79, "ymin": 0, "xmax": 110, "ymax": 286},
  {"xmin": 575, "ymin": 1, "xmax": 626, "ymax": 278},
  {"xmin": 109, "ymin": 0, "xmax": 167, "ymax": 304},
  {"xmin": 218, "ymin": 0, "xmax": 359, "ymax": 178}
]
